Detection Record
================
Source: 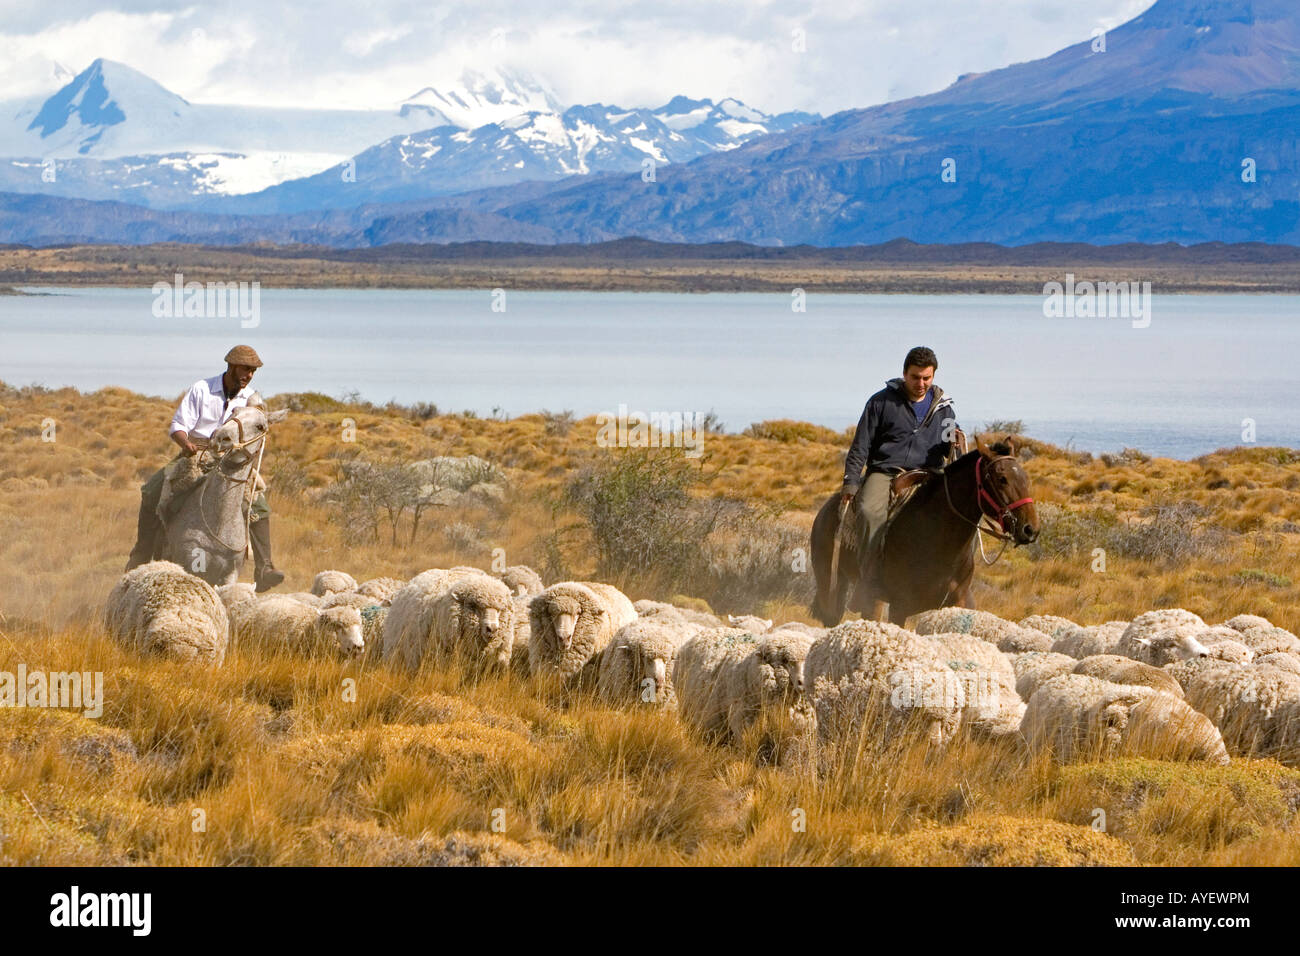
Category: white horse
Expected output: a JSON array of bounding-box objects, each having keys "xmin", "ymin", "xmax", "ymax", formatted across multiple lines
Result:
[{"xmin": 162, "ymin": 394, "xmax": 287, "ymax": 586}]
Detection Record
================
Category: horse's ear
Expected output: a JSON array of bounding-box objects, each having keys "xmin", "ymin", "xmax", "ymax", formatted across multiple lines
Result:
[
  {"xmin": 266, "ymin": 408, "xmax": 289, "ymax": 424},
  {"xmin": 975, "ymin": 433, "xmax": 992, "ymax": 457},
  {"xmin": 1004, "ymin": 434, "xmax": 1020, "ymax": 456},
  {"xmin": 245, "ymin": 391, "xmax": 265, "ymax": 409}
]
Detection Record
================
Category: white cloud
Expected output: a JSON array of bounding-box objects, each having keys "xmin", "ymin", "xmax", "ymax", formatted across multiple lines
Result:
[{"xmin": 0, "ymin": 1, "xmax": 1159, "ymax": 114}]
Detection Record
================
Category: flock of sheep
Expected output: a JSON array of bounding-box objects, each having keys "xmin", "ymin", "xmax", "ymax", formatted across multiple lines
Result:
[{"xmin": 104, "ymin": 560, "xmax": 1300, "ymax": 770}]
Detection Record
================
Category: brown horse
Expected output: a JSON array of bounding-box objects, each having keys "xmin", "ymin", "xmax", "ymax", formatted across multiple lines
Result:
[{"xmin": 811, "ymin": 436, "xmax": 1039, "ymax": 626}]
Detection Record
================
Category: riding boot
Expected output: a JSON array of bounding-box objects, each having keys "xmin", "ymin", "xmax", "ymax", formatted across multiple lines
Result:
[
  {"xmin": 125, "ymin": 474, "xmax": 166, "ymax": 571},
  {"xmin": 851, "ymin": 561, "xmax": 884, "ymax": 616},
  {"xmin": 249, "ymin": 515, "xmax": 285, "ymax": 592}
]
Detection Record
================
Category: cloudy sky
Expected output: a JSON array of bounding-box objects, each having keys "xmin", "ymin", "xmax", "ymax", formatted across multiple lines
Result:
[{"xmin": 0, "ymin": 0, "xmax": 1157, "ymax": 114}]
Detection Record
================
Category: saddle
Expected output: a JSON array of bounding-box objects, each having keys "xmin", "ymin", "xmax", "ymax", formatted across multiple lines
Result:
[
  {"xmin": 887, "ymin": 469, "xmax": 931, "ymax": 519},
  {"xmin": 156, "ymin": 454, "xmax": 212, "ymax": 525},
  {"xmin": 156, "ymin": 448, "xmax": 267, "ymax": 526}
]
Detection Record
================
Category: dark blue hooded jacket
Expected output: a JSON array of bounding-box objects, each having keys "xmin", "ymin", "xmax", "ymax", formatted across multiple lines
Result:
[{"xmin": 841, "ymin": 378, "xmax": 960, "ymax": 493}]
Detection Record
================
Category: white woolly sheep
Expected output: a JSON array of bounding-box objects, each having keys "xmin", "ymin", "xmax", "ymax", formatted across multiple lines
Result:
[
  {"xmin": 1116, "ymin": 610, "xmax": 1207, "ymax": 664},
  {"xmin": 597, "ymin": 618, "xmax": 702, "ymax": 708},
  {"xmin": 360, "ymin": 604, "xmax": 388, "ymax": 660},
  {"xmin": 1164, "ymin": 656, "xmax": 1237, "ymax": 693},
  {"xmin": 283, "ymin": 591, "xmax": 325, "ymax": 608},
  {"xmin": 216, "ymin": 582, "xmax": 257, "ymax": 614},
  {"xmin": 311, "ymin": 570, "xmax": 358, "ymax": 597},
  {"xmin": 1195, "ymin": 625, "xmax": 1256, "ymax": 664},
  {"xmin": 1222, "ymin": 616, "xmax": 1300, "ymax": 656},
  {"xmin": 1118, "ymin": 620, "xmax": 1211, "ymax": 666},
  {"xmin": 1255, "ymin": 653, "xmax": 1300, "ymax": 677},
  {"xmin": 322, "ymin": 590, "xmax": 389, "ymax": 611},
  {"xmin": 318, "ymin": 590, "xmax": 390, "ymax": 657},
  {"xmin": 355, "ymin": 577, "xmax": 406, "ymax": 603},
  {"xmin": 634, "ymin": 600, "xmax": 683, "ymax": 622},
  {"xmin": 1072, "ymin": 654, "xmax": 1183, "ymax": 698},
  {"xmin": 1180, "ymin": 662, "xmax": 1300, "ymax": 763},
  {"xmin": 675, "ymin": 627, "xmax": 760, "ymax": 740},
  {"xmin": 911, "ymin": 607, "xmax": 1051, "ymax": 654},
  {"xmin": 727, "ymin": 614, "xmax": 773, "ymax": 632},
  {"xmin": 497, "ymin": 565, "xmax": 544, "ymax": 597},
  {"xmin": 1051, "ymin": 621, "xmax": 1129, "ymax": 659},
  {"xmin": 634, "ymin": 599, "xmax": 723, "ymax": 628},
  {"xmin": 1019, "ymin": 615, "xmax": 1083, "ymax": 643},
  {"xmin": 383, "ymin": 568, "xmax": 516, "ymax": 673},
  {"xmin": 529, "ymin": 582, "xmax": 637, "ymax": 685},
  {"xmin": 1022, "ymin": 674, "xmax": 1228, "ymax": 764},
  {"xmin": 231, "ymin": 596, "xmax": 364, "ymax": 657},
  {"xmin": 806, "ymin": 620, "xmax": 965, "ymax": 748},
  {"xmin": 675, "ymin": 626, "xmax": 817, "ymax": 763},
  {"xmin": 105, "ymin": 560, "xmax": 229, "ymax": 665},
  {"xmin": 508, "ymin": 594, "xmax": 532, "ymax": 675},
  {"xmin": 1012, "ymin": 651, "xmax": 1078, "ymax": 701},
  {"xmin": 926, "ymin": 633, "xmax": 1025, "ymax": 738},
  {"xmin": 770, "ymin": 621, "xmax": 820, "ymax": 636}
]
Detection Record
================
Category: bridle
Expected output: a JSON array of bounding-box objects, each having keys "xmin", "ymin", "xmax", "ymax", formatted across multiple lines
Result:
[
  {"xmin": 196, "ymin": 409, "xmax": 270, "ymax": 553},
  {"xmin": 974, "ymin": 454, "xmax": 1035, "ymax": 536},
  {"xmin": 943, "ymin": 453, "xmax": 1035, "ymax": 564}
]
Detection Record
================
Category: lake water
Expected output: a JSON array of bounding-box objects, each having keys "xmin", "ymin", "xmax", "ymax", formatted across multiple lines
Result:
[{"xmin": 2, "ymin": 287, "xmax": 1297, "ymax": 458}]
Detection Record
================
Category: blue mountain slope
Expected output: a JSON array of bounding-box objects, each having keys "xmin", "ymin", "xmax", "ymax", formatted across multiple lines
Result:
[{"xmin": 468, "ymin": 0, "xmax": 1300, "ymax": 246}]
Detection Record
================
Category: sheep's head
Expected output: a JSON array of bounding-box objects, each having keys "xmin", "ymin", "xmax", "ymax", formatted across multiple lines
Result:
[
  {"xmin": 757, "ymin": 632, "xmax": 813, "ymax": 701},
  {"xmin": 1142, "ymin": 625, "xmax": 1210, "ymax": 663},
  {"xmin": 632, "ymin": 634, "xmax": 679, "ymax": 704},
  {"xmin": 318, "ymin": 605, "xmax": 364, "ymax": 658},
  {"xmin": 543, "ymin": 594, "xmax": 587, "ymax": 650},
  {"xmin": 1173, "ymin": 632, "xmax": 1211, "ymax": 661},
  {"xmin": 451, "ymin": 583, "xmax": 511, "ymax": 666}
]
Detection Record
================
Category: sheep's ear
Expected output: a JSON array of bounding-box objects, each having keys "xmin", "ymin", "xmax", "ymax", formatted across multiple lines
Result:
[
  {"xmin": 267, "ymin": 408, "xmax": 289, "ymax": 424},
  {"xmin": 727, "ymin": 614, "xmax": 739, "ymax": 625},
  {"xmin": 762, "ymin": 618, "xmax": 773, "ymax": 629}
]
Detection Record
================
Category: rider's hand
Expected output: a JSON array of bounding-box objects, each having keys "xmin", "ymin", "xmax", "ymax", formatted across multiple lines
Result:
[{"xmin": 181, "ymin": 439, "xmax": 199, "ymax": 457}]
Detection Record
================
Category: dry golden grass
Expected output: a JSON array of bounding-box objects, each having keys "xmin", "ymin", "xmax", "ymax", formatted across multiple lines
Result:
[
  {"xmin": 0, "ymin": 381, "xmax": 1297, "ymax": 865},
  {"xmin": 5, "ymin": 244, "xmax": 1300, "ymax": 293}
]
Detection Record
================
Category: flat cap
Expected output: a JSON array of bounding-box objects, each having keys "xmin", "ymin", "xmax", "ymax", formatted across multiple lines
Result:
[{"xmin": 224, "ymin": 344, "xmax": 263, "ymax": 368}]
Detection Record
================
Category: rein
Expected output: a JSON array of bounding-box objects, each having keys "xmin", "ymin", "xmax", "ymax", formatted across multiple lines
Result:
[
  {"xmin": 196, "ymin": 415, "xmax": 268, "ymax": 554},
  {"xmin": 942, "ymin": 453, "xmax": 1035, "ymax": 566}
]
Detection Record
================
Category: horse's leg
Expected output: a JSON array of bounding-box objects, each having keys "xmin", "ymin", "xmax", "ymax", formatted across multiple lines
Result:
[
  {"xmin": 833, "ymin": 553, "xmax": 852, "ymax": 623},
  {"xmin": 954, "ymin": 571, "xmax": 976, "ymax": 609}
]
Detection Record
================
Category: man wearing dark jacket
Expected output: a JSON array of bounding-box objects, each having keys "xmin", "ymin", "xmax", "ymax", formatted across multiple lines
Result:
[{"xmin": 840, "ymin": 346, "xmax": 963, "ymax": 616}]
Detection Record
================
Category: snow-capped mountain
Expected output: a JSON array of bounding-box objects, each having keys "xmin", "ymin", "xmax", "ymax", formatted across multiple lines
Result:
[
  {"xmin": 0, "ymin": 59, "xmax": 502, "ymax": 198},
  {"xmin": 218, "ymin": 97, "xmax": 819, "ymax": 213},
  {"xmin": 0, "ymin": 57, "xmax": 818, "ymax": 211},
  {"xmin": 399, "ymin": 68, "xmax": 563, "ymax": 129}
]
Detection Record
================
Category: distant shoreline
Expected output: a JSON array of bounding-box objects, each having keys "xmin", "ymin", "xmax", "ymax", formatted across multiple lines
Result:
[{"xmin": 3, "ymin": 239, "xmax": 1300, "ymax": 294}]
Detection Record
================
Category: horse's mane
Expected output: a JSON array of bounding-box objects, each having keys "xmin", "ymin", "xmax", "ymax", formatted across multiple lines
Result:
[{"xmin": 948, "ymin": 439, "xmax": 1015, "ymax": 471}]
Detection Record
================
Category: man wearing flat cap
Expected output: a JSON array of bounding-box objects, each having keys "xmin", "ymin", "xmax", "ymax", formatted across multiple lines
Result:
[{"xmin": 125, "ymin": 345, "xmax": 285, "ymax": 591}]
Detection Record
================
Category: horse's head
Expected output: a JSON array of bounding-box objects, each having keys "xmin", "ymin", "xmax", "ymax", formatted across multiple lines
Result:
[
  {"xmin": 209, "ymin": 395, "xmax": 288, "ymax": 464},
  {"xmin": 976, "ymin": 434, "xmax": 1039, "ymax": 545}
]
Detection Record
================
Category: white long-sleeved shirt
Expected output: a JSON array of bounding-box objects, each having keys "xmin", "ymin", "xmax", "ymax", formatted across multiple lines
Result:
[{"xmin": 169, "ymin": 373, "xmax": 255, "ymax": 440}]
